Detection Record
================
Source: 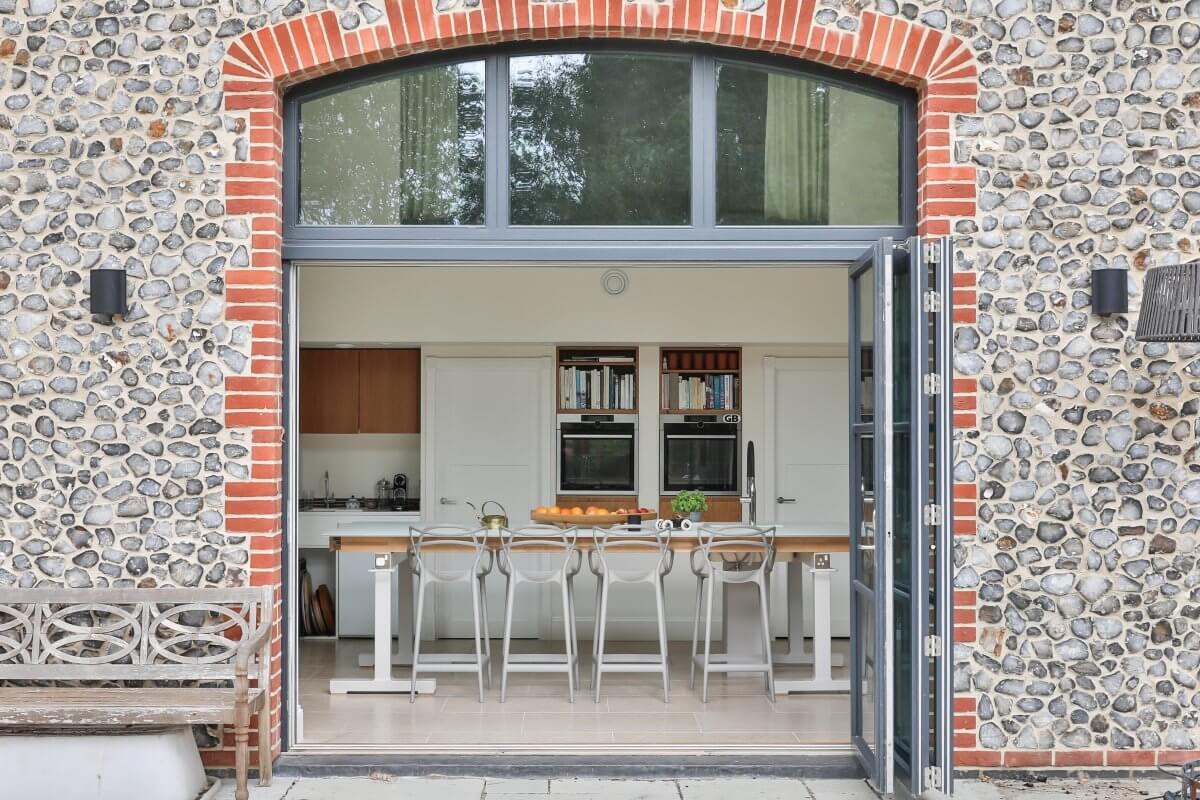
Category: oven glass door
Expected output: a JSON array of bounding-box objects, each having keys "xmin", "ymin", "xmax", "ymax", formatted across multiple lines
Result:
[
  {"xmin": 559, "ymin": 434, "xmax": 636, "ymax": 493},
  {"xmin": 662, "ymin": 434, "xmax": 739, "ymax": 493}
]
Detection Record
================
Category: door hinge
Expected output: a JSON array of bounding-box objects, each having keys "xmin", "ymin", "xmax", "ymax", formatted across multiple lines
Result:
[
  {"xmin": 924, "ymin": 503, "xmax": 944, "ymax": 526},
  {"xmin": 923, "ymin": 373, "xmax": 943, "ymax": 395},
  {"xmin": 924, "ymin": 634, "xmax": 943, "ymax": 658},
  {"xmin": 924, "ymin": 289, "xmax": 943, "ymax": 313},
  {"xmin": 924, "ymin": 766, "xmax": 944, "ymax": 792},
  {"xmin": 923, "ymin": 240, "xmax": 941, "ymax": 266}
]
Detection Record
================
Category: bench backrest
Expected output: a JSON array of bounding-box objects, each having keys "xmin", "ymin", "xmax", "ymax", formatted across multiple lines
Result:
[{"xmin": 0, "ymin": 587, "xmax": 272, "ymax": 684}]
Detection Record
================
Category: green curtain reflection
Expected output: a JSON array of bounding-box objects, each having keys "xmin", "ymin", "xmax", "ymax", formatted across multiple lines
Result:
[
  {"xmin": 763, "ymin": 74, "xmax": 829, "ymax": 224},
  {"xmin": 299, "ymin": 63, "xmax": 484, "ymax": 225},
  {"xmin": 394, "ymin": 68, "xmax": 460, "ymax": 221}
]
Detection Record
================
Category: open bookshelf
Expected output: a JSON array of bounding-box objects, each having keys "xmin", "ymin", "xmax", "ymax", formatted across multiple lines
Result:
[
  {"xmin": 659, "ymin": 347, "xmax": 741, "ymax": 414},
  {"xmin": 556, "ymin": 346, "xmax": 639, "ymax": 413}
]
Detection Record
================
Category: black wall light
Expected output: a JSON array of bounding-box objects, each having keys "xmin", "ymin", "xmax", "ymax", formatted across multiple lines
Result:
[
  {"xmin": 1136, "ymin": 261, "xmax": 1200, "ymax": 342},
  {"xmin": 89, "ymin": 269, "xmax": 127, "ymax": 317},
  {"xmin": 1091, "ymin": 267, "xmax": 1128, "ymax": 316}
]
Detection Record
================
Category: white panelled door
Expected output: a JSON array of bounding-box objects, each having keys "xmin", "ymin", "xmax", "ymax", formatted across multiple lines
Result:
[
  {"xmin": 423, "ymin": 357, "xmax": 554, "ymax": 639},
  {"xmin": 769, "ymin": 357, "xmax": 851, "ymax": 637}
]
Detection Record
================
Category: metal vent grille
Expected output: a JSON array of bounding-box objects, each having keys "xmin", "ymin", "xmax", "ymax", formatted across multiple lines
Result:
[{"xmin": 1135, "ymin": 262, "xmax": 1200, "ymax": 342}]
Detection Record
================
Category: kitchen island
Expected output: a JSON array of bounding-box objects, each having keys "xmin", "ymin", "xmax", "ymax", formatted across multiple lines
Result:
[{"xmin": 328, "ymin": 520, "xmax": 851, "ymax": 696}]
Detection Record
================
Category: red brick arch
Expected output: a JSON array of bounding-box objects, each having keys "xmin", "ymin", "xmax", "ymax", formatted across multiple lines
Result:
[{"xmin": 216, "ymin": 0, "xmax": 979, "ymax": 767}]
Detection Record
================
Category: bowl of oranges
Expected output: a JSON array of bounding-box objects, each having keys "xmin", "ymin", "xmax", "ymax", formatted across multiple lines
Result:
[{"xmin": 531, "ymin": 505, "xmax": 657, "ymax": 526}]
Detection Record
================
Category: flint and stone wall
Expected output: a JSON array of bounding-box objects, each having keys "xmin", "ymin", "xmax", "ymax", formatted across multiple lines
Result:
[{"xmin": 1, "ymin": 0, "xmax": 1197, "ymax": 770}]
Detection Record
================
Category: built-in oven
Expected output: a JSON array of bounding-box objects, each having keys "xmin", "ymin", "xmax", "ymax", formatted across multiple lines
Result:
[
  {"xmin": 557, "ymin": 414, "xmax": 637, "ymax": 495},
  {"xmin": 661, "ymin": 414, "xmax": 741, "ymax": 495}
]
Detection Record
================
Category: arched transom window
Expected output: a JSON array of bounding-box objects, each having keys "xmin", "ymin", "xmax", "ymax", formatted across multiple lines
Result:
[{"xmin": 284, "ymin": 44, "xmax": 916, "ymax": 262}]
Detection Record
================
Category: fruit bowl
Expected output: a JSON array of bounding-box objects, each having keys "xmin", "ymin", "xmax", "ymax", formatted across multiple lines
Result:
[{"xmin": 531, "ymin": 505, "xmax": 658, "ymax": 527}]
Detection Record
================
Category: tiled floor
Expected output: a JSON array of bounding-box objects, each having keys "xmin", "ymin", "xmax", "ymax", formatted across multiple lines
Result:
[
  {"xmin": 298, "ymin": 638, "xmax": 851, "ymax": 747},
  {"xmin": 215, "ymin": 776, "xmax": 1178, "ymax": 800}
]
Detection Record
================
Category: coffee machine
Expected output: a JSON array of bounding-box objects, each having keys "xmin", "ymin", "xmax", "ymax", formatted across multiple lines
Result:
[{"xmin": 391, "ymin": 473, "xmax": 408, "ymax": 510}]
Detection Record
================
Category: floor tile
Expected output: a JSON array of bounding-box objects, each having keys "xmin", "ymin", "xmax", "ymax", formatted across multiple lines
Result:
[
  {"xmin": 549, "ymin": 779, "xmax": 679, "ymax": 799},
  {"xmin": 285, "ymin": 776, "xmax": 485, "ymax": 800},
  {"xmin": 680, "ymin": 778, "xmax": 810, "ymax": 800},
  {"xmin": 800, "ymin": 780, "xmax": 877, "ymax": 799},
  {"xmin": 211, "ymin": 777, "xmax": 297, "ymax": 800},
  {"xmin": 484, "ymin": 778, "xmax": 550, "ymax": 794}
]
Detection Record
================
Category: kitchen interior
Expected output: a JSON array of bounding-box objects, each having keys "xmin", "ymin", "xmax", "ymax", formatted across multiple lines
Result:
[{"xmin": 294, "ymin": 264, "xmax": 857, "ymax": 750}]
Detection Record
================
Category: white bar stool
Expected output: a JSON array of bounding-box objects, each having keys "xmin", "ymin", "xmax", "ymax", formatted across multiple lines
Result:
[
  {"xmin": 497, "ymin": 525, "xmax": 582, "ymax": 703},
  {"xmin": 688, "ymin": 525, "xmax": 777, "ymax": 702},
  {"xmin": 408, "ymin": 525, "xmax": 493, "ymax": 703},
  {"xmin": 589, "ymin": 524, "xmax": 674, "ymax": 703}
]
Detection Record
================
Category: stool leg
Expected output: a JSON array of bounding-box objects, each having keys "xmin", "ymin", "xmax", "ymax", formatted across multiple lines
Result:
[
  {"xmin": 689, "ymin": 576, "xmax": 703, "ymax": 691},
  {"xmin": 479, "ymin": 575, "xmax": 492, "ymax": 689},
  {"xmin": 567, "ymin": 576, "xmax": 580, "ymax": 689},
  {"xmin": 593, "ymin": 578, "xmax": 609, "ymax": 704},
  {"xmin": 561, "ymin": 578, "xmax": 575, "ymax": 704},
  {"xmin": 758, "ymin": 578, "xmax": 775, "ymax": 701},
  {"xmin": 591, "ymin": 574, "xmax": 604, "ymax": 689},
  {"xmin": 655, "ymin": 575, "xmax": 670, "ymax": 703},
  {"xmin": 500, "ymin": 575, "xmax": 515, "ymax": 703},
  {"xmin": 409, "ymin": 575, "xmax": 427, "ymax": 704},
  {"xmin": 472, "ymin": 576, "xmax": 486, "ymax": 703},
  {"xmin": 702, "ymin": 574, "xmax": 715, "ymax": 704}
]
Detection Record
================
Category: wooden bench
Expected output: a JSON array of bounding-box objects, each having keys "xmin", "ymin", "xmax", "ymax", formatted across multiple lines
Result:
[{"xmin": 0, "ymin": 587, "xmax": 274, "ymax": 800}]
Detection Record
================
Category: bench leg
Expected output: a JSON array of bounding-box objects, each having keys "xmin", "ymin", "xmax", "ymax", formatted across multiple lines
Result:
[
  {"xmin": 234, "ymin": 703, "xmax": 250, "ymax": 800},
  {"xmin": 258, "ymin": 701, "xmax": 273, "ymax": 786}
]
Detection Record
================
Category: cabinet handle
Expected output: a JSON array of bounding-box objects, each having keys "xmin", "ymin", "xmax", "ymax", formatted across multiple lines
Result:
[
  {"xmin": 776, "ymin": 497, "xmax": 797, "ymax": 504},
  {"xmin": 440, "ymin": 497, "xmax": 456, "ymax": 505}
]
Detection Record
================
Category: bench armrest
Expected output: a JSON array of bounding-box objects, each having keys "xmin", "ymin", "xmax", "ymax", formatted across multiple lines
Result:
[{"xmin": 234, "ymin": 617, "xmax": 273, "ymax": 676}]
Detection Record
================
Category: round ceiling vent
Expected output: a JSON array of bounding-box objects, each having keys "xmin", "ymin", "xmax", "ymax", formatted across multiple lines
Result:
[{"xmin": 601, "ymin": 269, "xmax": 629, "ymax": 295}]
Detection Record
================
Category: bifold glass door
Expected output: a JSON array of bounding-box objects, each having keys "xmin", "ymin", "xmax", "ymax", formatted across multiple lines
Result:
[{"xmin": 850, "ymin": 236, "xmax": 951, "ymax": 797}]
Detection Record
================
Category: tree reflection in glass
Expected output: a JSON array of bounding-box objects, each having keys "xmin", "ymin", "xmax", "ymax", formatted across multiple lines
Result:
[
  {"xmin": 509, "ymin": 53, "xmax": 691, "ymax": 225},
  {"xmin": 299, "ymin": 61, "xmax": 485, "ymax": 225}
]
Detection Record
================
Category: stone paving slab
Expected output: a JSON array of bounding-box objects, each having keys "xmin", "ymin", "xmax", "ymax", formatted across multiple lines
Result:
[{"xmin": 214, "ymin": 775, "xmax": 1178, "ymax": 800}]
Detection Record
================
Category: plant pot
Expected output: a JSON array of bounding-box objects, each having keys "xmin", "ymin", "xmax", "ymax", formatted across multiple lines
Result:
[{"xmin": 688, "ymin": 511, "xmax": 702, "ymax": 523}]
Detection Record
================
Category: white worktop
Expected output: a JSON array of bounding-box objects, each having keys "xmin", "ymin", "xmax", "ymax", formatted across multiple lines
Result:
[
  {"xmin": 297, "ymin": 510, "xmax": 421, "ymax": 549},
  {"xmin": 333, "ymin": 519, "xmax": 848, "ymax": 539}
]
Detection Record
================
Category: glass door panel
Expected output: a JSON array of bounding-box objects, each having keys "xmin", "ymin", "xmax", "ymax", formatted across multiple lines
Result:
[{"xmin": 849, "ymin": 238, "xmax": 892, "ymax": 792}]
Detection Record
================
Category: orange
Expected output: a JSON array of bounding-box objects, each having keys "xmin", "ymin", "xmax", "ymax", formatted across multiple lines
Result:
[{"xmin": 570, "ymin": 507, "xmax": 584, "ymax": 515}]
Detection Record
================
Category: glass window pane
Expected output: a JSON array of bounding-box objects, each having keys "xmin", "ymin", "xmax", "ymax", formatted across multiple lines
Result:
[
  {"xmin": 298, "ymin": 61, "xmax": 485, "ymax": 225},
  {"xmin": 716, "ymin": 63, "xmax": 901, "ymax": 225},
  {"xmin": 509, "ymin": 53, "xmax": 691, "ymax": 225}
]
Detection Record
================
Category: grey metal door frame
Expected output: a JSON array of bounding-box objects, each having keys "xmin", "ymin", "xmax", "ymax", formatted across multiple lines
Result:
[{"xmin": 850, "ymin": 236, "xmax": 954, "ymax": 797}]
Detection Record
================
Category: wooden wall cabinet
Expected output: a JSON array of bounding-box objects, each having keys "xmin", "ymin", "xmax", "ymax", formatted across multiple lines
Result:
[
  {"xmin": 359, "ymin": 349, "xmax": 420, "ymax": 433},
  {"xmin": 658, "ymin": 495, "xmax": 743, "ymax": 523},
  {"xmin": 299, "ymin": 348, "xmax": 420, "ymax": 434},
  {"xmin": 299, "ymin": 349, "xmax": 360, "ymax": 434}
]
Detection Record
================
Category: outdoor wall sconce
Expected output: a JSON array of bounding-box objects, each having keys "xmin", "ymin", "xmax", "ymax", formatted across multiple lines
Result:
[
  {"xmin": 1091, "ymin": 267, "xmax": 1128, "ymax": 316},
  {"xmin": 89, "ymin": 268, "xmax": 127, "ymax": 317},
  {"xmin": 1136, "ymin": 261, "xmax": 1200, "ymax": 341}
]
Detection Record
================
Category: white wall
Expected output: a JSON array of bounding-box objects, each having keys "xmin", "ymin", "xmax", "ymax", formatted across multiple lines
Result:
[
  {"xmin": 298, "ymin": 265, "xmax": 848, "ymax": 346},
  {"xmin": 297, "ymin": 264, "xmax": 850, "ymax": 508},
  {"xmin": 299, "ymin": 433, "xmax": 421, "ymax": 500}
]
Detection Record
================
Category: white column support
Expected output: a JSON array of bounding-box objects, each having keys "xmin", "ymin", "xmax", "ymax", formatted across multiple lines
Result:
[
  {"xmin": 357, "ymin": 554, "xmax": 415, "ymax": 668},
  {"xmin": 330, "ymin": 552, "xmax": 436, "ymax": 695},
  {"xmin": 774, "ymin": 554, "xmax": 846, "ymax": 668},
  {"xmin": 775, "ymin": 561, "xmax": 850, "ymax": 694}
]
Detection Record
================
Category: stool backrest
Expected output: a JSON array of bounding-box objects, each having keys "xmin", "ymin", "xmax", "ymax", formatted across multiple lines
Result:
[
  {"xmin": 498, "ymin": 525, "xmax": 578, "ymax": 579},
  {"xmin": 592, "ymin": 524, "xmax": 673, "ymax": 577},
  {"xmin": 696, "ymin": 525, "xmax": 777, "ymax": 574},
  {"xmin": 410, "ymin": 525, "xmax": 491, "ymax": 581}
]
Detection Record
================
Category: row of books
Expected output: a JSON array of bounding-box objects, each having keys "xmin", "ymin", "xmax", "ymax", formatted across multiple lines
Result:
[
  {"xmin": 663, "ymin": 373, "xmax": 739, "ymax": 410},
  {"xmin": 559, "ymin": 366, "xmax": 637, "ymax": 410}
]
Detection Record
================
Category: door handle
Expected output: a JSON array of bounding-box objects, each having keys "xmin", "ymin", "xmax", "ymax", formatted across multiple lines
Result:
[
  {"xmin": 440, "ymin": 497, "xmax": 457, "ymax": 505},
  {"xmin": 776, "ymin": 497, "xmax": 797, "ymax": 504}
]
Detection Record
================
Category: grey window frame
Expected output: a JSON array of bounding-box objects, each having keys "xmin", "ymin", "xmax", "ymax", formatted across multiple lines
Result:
[{"xmin": 282, "ymin": 41, "xmax": 918, "ymax": 263}]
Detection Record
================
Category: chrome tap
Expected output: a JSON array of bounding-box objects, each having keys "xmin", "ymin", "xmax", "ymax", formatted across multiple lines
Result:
[{"xmin": 323, "ymin": 470, "xmax": 332, "ymax": 508}]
